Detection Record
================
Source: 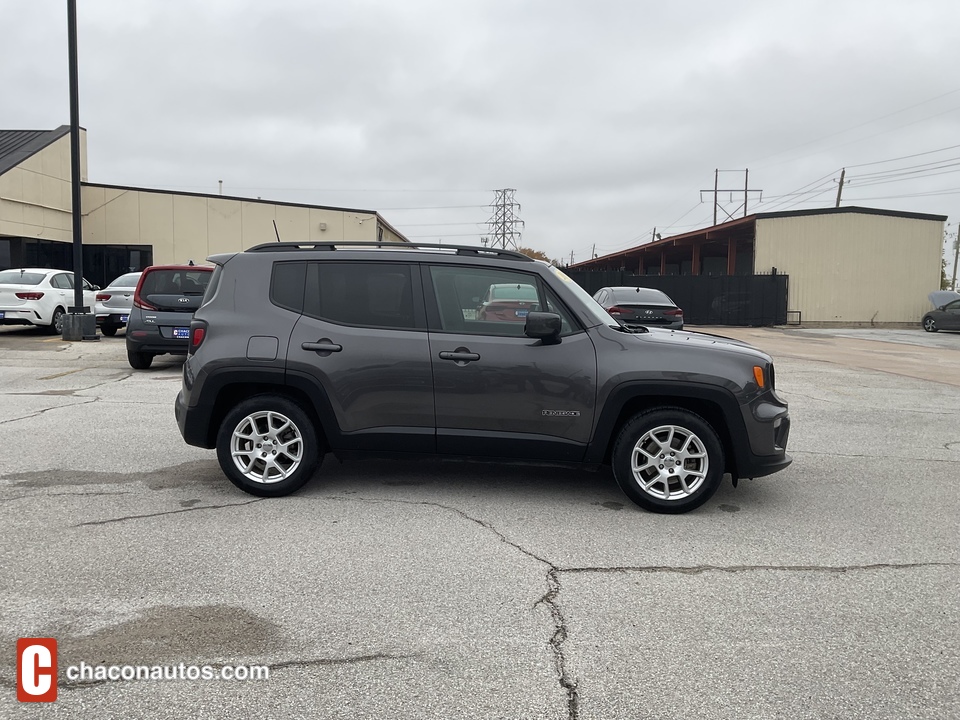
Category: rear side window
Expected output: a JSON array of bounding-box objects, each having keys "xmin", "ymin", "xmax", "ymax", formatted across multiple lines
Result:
[
  {"xmin": 270, "ymin": 262, "xmax": 306, "ymax": 312},
  {"xmin": 303, "ymin": 262, "xmax": 417, "ymax": 330}
]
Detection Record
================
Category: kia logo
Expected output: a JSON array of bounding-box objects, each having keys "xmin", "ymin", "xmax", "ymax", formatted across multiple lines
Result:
[{"xmin": 178, "ymin": 298, "xmax": 190, "ymax": 304}]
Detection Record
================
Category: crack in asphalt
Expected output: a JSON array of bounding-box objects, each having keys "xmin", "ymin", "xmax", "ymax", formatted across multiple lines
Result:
[
  {"xmin": 0, "ymin": 490, "xmax": 133, "ymax": 504},
  {"xmin": 325, "ymin": 494, "xmax": 580, "ymax": 719},
  {"xmin": 53, "ymin": 653, "xmax": 415, "ymax": 692},
  {"xmin": 74, "ymin": 498, "xmax": 266, "ymax": 527},
  {"xmin": 560, "ymin": 562, "xmax": 960, "ymax": 575},
  {"xmin": 320, "ymin": 493, "xmax": 960, "ymax": 720},
  {"xmin": 791, "ymin": 449, "xmax": 960, "ymax": 463},
  {"xmin": 0, "ymin": 397, "xmax": 98, "ymax": 425}
]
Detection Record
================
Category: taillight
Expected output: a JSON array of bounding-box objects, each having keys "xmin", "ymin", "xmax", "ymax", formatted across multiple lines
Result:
[
  {"xmin": 15, "ymin": 292, "xmax": 44, "ymax": 300},
  {"xmin": 133, "ymin": 295, "xmax": 157, "ymax": 310},
  {"xmin": 664, "ymin": 308, "xmax": 683, "ymax": 316},
  {"xmin": 606, "ymin": 305, "xmax": 623, "ymax": 315},
  {"xmin": 96, "ymin": 293, "xmax": 111, "ymax": 301},
  {"xmin": 189, "ymin": 321, "xmax": 207, "ymax": 354}
]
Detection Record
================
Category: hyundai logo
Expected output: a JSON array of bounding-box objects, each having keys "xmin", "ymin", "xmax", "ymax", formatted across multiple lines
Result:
[
  {"xmin": 178, "ymin": 297, "xmax": 190, "ymax": 304},
  {"xmin": 645, "ymin": 309, "xmax": 653, "ymax": 315}
]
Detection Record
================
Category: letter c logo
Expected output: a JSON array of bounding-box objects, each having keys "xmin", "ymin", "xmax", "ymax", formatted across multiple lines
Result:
[{"xmin": 17, "ymin": 638, "xmax": 58, "ymax": 703}]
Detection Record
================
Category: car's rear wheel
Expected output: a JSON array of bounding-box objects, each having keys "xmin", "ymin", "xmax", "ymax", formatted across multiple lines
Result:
[
  {"xmin": 923, "ymin": 316, "xmax": 938, "ymax": 332},
  {"xmin": 101, "ymin": 323, "xmax": 118, "ymax": 337},
  {"xmin": 216, "ymin": 395, "xmax": 321, "ymax": 497},
  {"xmin": 126, "ymin": 346, "xmax": 154, "ymax": 369},
  {"xmin": 48, "ymin": 307, "xmax": 65, "ymax": 335},
  {"xmin": 612, "ymin": 408, "xmax": 724, "ymax": 514}
]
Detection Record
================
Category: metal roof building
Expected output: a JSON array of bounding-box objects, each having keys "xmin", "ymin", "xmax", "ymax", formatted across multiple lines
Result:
[
  {"xmin": 0, "ymin": 126, "xmax": 409, "ymax": 287},
  {"xmin": 570, "ymin": 207, "xmax": 947, "ymax": 325}
]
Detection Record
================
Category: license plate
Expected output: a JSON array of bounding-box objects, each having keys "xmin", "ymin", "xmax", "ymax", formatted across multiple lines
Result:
[
  {"xmin": 120, "ymin": 315, "xmax": 129, "ymax": 322},
  {"xmin": 515, "ymin": 309, "xmax": 529, "ymax": 318},
  {"xmin": 173, "ymin": 327, "xmax": 190, "ymax": 339}
]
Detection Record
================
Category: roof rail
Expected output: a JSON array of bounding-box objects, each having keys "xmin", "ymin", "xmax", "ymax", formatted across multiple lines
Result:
[{"xmin": 245, "ymin": 241, "xmax": 534, "ymax": 261}]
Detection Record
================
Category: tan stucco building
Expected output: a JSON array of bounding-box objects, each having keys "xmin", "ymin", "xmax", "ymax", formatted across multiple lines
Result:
[{"xmin": 0, "ymin": 126, "xmax": 408, "ymax": 286}]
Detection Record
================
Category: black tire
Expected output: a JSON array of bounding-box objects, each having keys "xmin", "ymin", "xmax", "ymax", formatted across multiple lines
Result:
[
  {"xmin": 216, "ymin": 394, "xmax": 321, "ymax": 497},
  {"xmin": 48, "ymin": 307, "xmax": 66, "ymax": 335},
  {"xmin": 923, "ymin": 316, "xmax": 938, "ymax": 333},
  {"xmin": 126, "ymin": 345, "xmax": 154, "ymax": 369},
  {"xmin": 101, "ymin": 323, "xmax": 118, "ymax": 337},
  {"xmin": 612, "ymin": 407, "xmax": 725, "ymax": 514}
]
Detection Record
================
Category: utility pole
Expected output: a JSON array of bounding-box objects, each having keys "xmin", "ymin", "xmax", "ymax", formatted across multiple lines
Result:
[
  {"xmin": 701, "ymin": 169, "xmax": 761, "ymax": 226},
  {"xmin": 591, "ymin": 243, "xmax": 596, "ymax": 258},
  {"xmin": 486, "ymin": 189, "xmax": 524, "ymax": 249},
  {"xmin": 569, "ymin": 250, "xmax": 574, "ymax": 266},
  {"xmin": 62, "ymin": 0, "xmax": 96, "ymax": 341},
  {"xmin": 951, "ymin": 232, "xmax": 959, "ymax": 290},
  {"xmin": 835, "ymin": 168, "xmax": 846, "ymax": 208}
]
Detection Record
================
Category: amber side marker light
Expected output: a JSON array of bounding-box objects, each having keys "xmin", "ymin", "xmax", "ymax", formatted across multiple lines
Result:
[{"xmin": 753, "ymin": 366, "xmax": 765, "ymax": 388}]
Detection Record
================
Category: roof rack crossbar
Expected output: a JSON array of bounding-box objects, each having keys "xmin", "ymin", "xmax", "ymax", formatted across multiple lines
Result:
[{"xmin": 245, "ymin": 241, "xmax": 533, "ymax": 260}]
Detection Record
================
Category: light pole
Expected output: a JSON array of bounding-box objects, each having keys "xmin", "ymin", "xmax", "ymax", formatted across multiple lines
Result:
[{"xmin": 62, "ymin": 0, "xmax": 97, "ymax": 341}]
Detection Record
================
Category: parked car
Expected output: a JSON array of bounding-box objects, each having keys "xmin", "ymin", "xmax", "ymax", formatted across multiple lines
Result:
[
  {"xmin": 125, "ymin": 265, "xmax": 213, "ymax": 369},
  {"xmin": 477, "ymin": 282, "xmax": 541, "ymax": 321},
  {"xmin": 593, "ymin": 286, "xmax": 684, "ymax": 330},
  {"xmin": 922, "ymin": 290, "xmax": 960, "ymax": 332},
  {"xmin": 0, "ymin": 268, "xmax": 98, "ymax": 334},
  {"xmin": 95, "ymin": 271, "xmax": 142, "ymax": 336},
  {"xmin": 175, "ymin": 242, "xmax": 791, "ymax": 514}
]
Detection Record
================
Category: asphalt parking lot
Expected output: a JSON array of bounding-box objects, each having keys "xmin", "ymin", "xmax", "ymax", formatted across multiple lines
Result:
[{"xmin": 1, "ymin": 324, "xmax": 958, "ymax": 719}]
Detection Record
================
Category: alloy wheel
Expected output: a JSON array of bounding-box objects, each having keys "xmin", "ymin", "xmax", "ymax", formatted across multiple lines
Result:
[
  {"xmin": 229, "ymin": 410, "xmax": 305, "ymax": 484},
  {"xmin": 630, "ymin": 424, "xmax": 709, "ymax": 500}
]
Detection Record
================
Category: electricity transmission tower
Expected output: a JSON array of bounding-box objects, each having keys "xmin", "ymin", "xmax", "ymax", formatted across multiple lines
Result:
[{"xmin": 486, "ymin": 189, "xmax": 524, "ymax": 249}]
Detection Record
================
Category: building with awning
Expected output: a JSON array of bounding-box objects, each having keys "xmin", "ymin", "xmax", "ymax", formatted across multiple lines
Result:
[{"xmin": 569, "ymin": 206, "xmax": 945, "ymax": 326}]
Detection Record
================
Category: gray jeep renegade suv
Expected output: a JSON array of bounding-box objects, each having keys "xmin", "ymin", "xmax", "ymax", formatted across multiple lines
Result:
[{"xmin": 175, "ymin": 242, "xmax": 791, "ymax": 513}]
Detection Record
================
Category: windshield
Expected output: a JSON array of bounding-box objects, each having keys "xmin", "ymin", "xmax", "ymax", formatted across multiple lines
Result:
[{"xmin": 547, "ymin": 266, "xmax": 618, "ymax": 327}]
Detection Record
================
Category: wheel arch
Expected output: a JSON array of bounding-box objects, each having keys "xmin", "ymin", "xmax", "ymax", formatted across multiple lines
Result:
[{"xmin": 586, "ymin": 382, "xmax": 744, "ymax": 477}]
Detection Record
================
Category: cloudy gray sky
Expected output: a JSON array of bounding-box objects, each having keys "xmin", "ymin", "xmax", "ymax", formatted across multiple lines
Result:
[{"xmin": 4, "ymin": 0, "xmax": 960, "ymax": 268}]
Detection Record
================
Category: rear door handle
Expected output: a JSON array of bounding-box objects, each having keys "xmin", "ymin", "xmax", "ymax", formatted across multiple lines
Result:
[
  {"xmin": 302, "ymin": 339, "xmax": 342, "ymax": 354},
  {"xmin": 439, "ymin": 349, "xmax": 480, "ymax": 364}
]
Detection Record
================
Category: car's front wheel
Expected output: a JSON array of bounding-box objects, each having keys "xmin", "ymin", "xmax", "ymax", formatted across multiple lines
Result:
[
  {"xmin": 612, "ymin": 408, "xmax": 725, "ymax": 514},
  {"xmin": 923, "ymin": 316, "xmax": 938, "ymax": 332},
  {"xmin": 216, "ymin": 395, "xmax": 321, "ymax": 497}
]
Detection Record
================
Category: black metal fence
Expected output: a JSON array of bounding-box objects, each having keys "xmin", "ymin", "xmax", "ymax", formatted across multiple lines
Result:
[{"xmin": 564, "ymin": 270, "xmax": 789, "ymax": 326}]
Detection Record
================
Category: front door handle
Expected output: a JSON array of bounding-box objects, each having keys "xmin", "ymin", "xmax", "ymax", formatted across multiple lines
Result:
[
  {"xmin": 439, "ymin": 348, "xmax": 480, "ymax": 365},
  {"xmin": 302, "ymin": 339, "xmax": 342, "ymax": 355}
]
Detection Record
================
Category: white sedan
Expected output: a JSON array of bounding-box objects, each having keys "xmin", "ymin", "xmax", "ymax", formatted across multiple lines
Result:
[
  {"xmin": 0, "ymin": 268, "xmax": 99, "ymax": 334},
  {"xmin": 95, "ymin": 271, "xmax": 142, "ymax": 336}
]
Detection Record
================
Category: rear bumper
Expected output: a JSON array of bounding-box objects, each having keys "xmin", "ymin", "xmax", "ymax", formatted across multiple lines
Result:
[{"xmin": 175, "ymin": 389, "xmax": 214, "ymax": 448}]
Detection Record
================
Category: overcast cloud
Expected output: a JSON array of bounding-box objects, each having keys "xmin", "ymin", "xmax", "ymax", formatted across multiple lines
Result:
[{"xmin": 3, "ymin": 0, "xmax": 960, "ymax": 268}]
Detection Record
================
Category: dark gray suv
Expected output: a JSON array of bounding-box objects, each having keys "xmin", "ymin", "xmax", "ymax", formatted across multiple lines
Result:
[{"xmin": 175, "ymin": 242, "xmax": 791, "ymax": 513}]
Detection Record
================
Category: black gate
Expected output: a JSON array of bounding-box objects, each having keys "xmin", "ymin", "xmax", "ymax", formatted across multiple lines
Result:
[{"xmin": 564, "ymin": 271, "xmax": 788, "ymax": 326}]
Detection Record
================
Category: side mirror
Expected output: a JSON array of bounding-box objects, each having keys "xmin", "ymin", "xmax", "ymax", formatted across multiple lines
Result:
[{"xmin": 524, "ymin": 311, "xmax": 562, "ymax": 344}]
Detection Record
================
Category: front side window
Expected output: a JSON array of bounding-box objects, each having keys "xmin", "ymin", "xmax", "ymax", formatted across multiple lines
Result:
[
  {"xmin": 303, "ymin": 262, "xmax": 417, "ymax": 330},
  {"xmin": 428, "ymin": 265, "xmax": 577, "ymax": 336}
]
